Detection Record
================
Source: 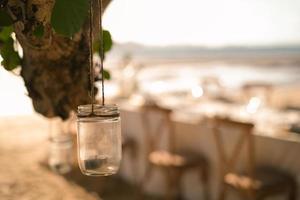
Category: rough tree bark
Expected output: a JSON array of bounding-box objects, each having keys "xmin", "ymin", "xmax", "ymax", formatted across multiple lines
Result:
[{"xmin": 7, "ymin": 0, "xmax": 111, "ymax": 119}]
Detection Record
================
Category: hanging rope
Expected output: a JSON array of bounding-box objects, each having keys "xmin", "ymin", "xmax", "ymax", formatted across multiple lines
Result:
[
  {"xmin": 98, "ymin": 0, "xmax": 105, "ymax": 106},
  {"xmin": 89, "ymin": 0, "xmax": 105, "ymax": 114},
  {"xmin": 89, "ymin": 0, "xmax": 95, "ymax": 113}
]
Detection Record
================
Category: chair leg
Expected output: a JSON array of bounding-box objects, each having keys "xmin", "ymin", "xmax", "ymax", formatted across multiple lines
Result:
[
  {"xmin": 130, "ymin": 147, "xmax": 142, "ymax": 200},
  {"xmin": 288, "ymin": 181, "xmax": 297, "ymax": 200},
  {"xmin": 199, "ymin": 164, "xmax": 210, "ymax": 200},
  {"xmin": 139, "ymin": 163, "xmax": 154, "ymax": 199},
  {"xmin": 174, "ymin": 170, "xmax": 184, "ymax": 200},
  {"xmin": 246, "ymin": 190, "xmax": 257, "ymax": 200},
  {"xmin": 164, "ymin": 169, "xmax": 183, "ymax": 200},
  {"xmin": 165, "ymin": 169, "xmax": 174, "ymax": 200},
  {"xmin": 218, "ymin": 183, "xmax": 227, "ymax": 200}
]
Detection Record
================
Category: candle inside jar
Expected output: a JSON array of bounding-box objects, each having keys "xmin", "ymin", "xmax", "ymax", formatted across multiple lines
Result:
[
  {"xmin": 84, "ymin": 156, "xmax": 108, "ymax": 170},
  {"xmin": 50, "ymin": 163, "xmax": 72, "ymax": 174},
  {"xmin": 81, "ymin": 155, "xmax": 118, "ymax": 176}
]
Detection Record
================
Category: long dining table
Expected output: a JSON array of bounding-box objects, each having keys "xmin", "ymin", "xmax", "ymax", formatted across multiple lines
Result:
[{"xmin": 118, "ymin": 97, "xmax": 300, "ymax": 200}]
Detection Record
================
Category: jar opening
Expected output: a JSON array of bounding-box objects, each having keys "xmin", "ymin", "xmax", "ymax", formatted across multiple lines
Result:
[{"xmin": 77, "ymin": 104, "xmax": 120, "ymax": 118}]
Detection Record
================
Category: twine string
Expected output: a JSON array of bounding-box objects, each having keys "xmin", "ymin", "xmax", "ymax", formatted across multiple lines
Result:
[
  {"xmin": 89, "ymin": 0, "xmax": 105, "ymax": 114},
  {"xmin": 98, "ymin": 0, "xmax": 105, "ymax": 106},
  {"xmin": 88, "ymin": 0, "xmax": 95, "ymax": 113}
]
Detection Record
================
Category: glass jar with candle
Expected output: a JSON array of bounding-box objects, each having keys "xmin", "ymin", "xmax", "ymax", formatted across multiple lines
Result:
[
  {"xmin": 77, "ymin": 104, "xmax": 122, "ymax": 176},
  {"xmin": 48, "ymin": 117, "xmax": 73, "ymax": 174},
  {"xmin": 49, "ymin": 135, "xmax": 73, "ymax": 174}
]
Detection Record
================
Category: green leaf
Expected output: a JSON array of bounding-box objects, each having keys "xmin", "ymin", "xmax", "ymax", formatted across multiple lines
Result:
[
  {"xmin": 0, "ymin": 26, "xmax": 13, "ymax": 41},
  {"xmin": 33, "ymin": 24, "xmax": 44, "ymax": 38},
  {"xmin": 51, "ymin": 0, "xmax": 89, "ymax": 37},
  {"xmin": 93, "ymin": 30, "xmax": 113, "ymax": 55},
  {"xmin": 103, "ymin": 69, "xmax": 111, "ymax": 80},
  {"xmin": 103, "ymin": 30, "xmax": 112, "ymax": 53},
  {"xmin": 0, "ymin": 10, "xmax": 13, "ymax": 27},
  {"xmin": 0, "ymin": 37, "xmax": 21, "ymax": 70}
]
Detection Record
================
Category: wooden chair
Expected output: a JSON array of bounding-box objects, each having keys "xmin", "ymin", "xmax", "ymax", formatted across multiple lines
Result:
[
  {"xmin": 212, "ymin": 117, "xmax": 297, "ymax": 200},
  {"xmin": 141, "ymin": 104, "xmax": 210, "ymax": 200}
]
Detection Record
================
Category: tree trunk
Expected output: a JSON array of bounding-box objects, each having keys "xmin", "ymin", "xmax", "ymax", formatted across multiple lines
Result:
[{"xmin": 8, "ymin": 0, "xmax": 111, "ymax": 119}]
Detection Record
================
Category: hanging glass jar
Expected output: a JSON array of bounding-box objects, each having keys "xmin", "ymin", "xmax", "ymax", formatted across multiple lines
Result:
[{"xmin": 77, "ymin": 104, "xmax": 122, "ymax": 176}]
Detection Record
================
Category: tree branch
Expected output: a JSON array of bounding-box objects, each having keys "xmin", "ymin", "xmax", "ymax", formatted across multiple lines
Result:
[
  {"xmin": 103, "ymin": 0, "xmax": 112, "ymax": 11},
  {"xmin": 8, "ymin": 0, "xmax": 113, "ymax": 119}
]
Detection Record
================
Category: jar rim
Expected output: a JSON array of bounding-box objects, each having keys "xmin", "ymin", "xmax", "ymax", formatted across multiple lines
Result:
[{"xmin": 77, "ymin": 104, "xmax": 120, "ymax": 118}]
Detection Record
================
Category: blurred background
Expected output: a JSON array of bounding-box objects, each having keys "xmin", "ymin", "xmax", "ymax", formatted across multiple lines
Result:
[
  {"xmin": 2, "ymin": 0, "xmax": 300, "ymax": 115},
  {"xmin": 1, "ymin": 0, "xmax": 300, "ymax": 200}
]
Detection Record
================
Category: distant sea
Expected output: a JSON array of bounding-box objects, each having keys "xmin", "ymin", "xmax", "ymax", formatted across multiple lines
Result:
[
  {"xmin": 107, "ymin": 43, "xmax": 300, "ymax": 88},
  {"xmin": 107, "ymin": 43, "xmax": 300, "ymax": 66}
]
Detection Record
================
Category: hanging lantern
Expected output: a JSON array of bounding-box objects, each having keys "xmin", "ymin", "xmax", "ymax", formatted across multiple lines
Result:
[
  {"xmin": 76, "ymin": 0, "xmax": 122, "ymax": 176},
  {"xmin": 77, "ymin": 104, "xmax": 121, "ymax": 176}
]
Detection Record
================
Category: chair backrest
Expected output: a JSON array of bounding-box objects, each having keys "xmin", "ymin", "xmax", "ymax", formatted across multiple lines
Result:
[
  {"xmin": 141, "ymin": 103, "xmax": 175, "ymax": 154},
  {"xmin": 211, "ymin": 117, "xmax": 255, "ymax": 178}
]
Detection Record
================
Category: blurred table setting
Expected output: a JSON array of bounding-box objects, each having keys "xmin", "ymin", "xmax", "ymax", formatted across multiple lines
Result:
[{"xmin": 103, "ymin": 62, "xmax": 300, "ymax": 199}]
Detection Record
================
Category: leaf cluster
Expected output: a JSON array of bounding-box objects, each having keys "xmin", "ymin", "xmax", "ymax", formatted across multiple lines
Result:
[
  {"xmin": 0, "ymin": 26, "xmax": 21, "ymax": 70},
  {"xmin": 0, "ymin": 0, "xmax": 112, "ymax": 78},
  {"xmin": 94, "ymin": 30, "xmax": 113, "ymax": 80},
  {"xmin": 0, "ymin": 6, "xmax": 21, "ymax": 70}
]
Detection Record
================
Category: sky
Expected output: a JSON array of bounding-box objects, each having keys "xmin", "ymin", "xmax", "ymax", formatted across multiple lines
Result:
[{"xmin": 103, "ymin": 0, "xmax": 300, "ymax": 47}]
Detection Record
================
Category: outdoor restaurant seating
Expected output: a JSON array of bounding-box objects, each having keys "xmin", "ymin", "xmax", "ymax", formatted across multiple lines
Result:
[
  {"xmin": 140, "ymin": 103, "xmax": 210, "ymax": 200},
  {"xmin": 211, "ymin": 117, "xmax": 297, "ymax": 200},
  {"xmin": 1, "ymin": 0, "xmax": 300, "ymax": 199}
]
